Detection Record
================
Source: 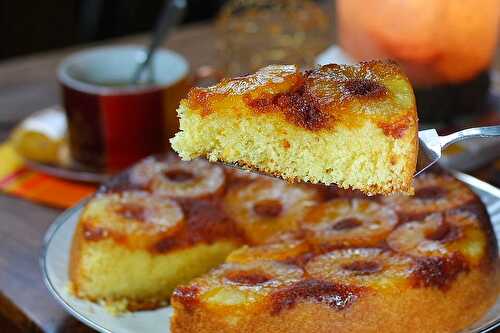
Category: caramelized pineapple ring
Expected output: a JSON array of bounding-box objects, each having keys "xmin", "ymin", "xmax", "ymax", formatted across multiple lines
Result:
[
  {"xmin": 80, "ymin": 191, "xmax": 184, "ymax": 247},
  {"xmin": 174, "ymin": 261, "xmax": 304, "ymax": 310},
  {"xmin": 227, "ymin": 240, "xmax": 312, "ymax": 265},
  {"xmin": 224, "ymin": 167, "xmax": 264, "ymax": 182},
  {"xmin": 305, "ymin": 248, "xmax": 413, "ymax": 289},
  {"xmin": 223, "ymin": 178, "xmax": 320, "ymax": 244},
  {"xmin": 128, "ymin": 156, "xmax": 167, "ymax": 188},
  {"xmin": 129, "ymin": 154, "xmax": 225, "ymax": 198},
  {"xmin": 387, "ymin": 210, "xmax": 485, "ymax": 262},
  {"xmin": 149, "ymin": 157, "xmax": 225, "ymax": 199},
  {"xmin": 382, "ymin": 173, "xmax": 475, "ymax": 220},
  {"xmin": 301, "ymin": 199, "xmax": 398, "ymax": 248}
]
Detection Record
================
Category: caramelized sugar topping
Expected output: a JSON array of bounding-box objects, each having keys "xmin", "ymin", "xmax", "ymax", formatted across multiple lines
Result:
[
  {"xmin": 341, "ymin": 260, "xmax": 382, "ymax": 275},
  {"xmin": 275, "ymin": 87, "xmax": 328, "ymax": 131},
  {"xmin": 411, "ymin": 254, "xmax": 469, "ymax": 290},
  {"xmin": 424, "ymin": 221, "xmax": 461, "ymax": 243},
  {"xmin": 153, "ymin": 200, "xmax": 243, "ymax": 253},
  {"xmin": 172, "ymin": 285, "xmax": 200, "ymax": 313},
  {"xmin": 244, "ymin": 86, "xmax": 328, "ymax": 131},
  {"xmin": 115, "ymin": 204, "xmax": 147, "ymax": 221},
  {"xmin": 270, "ymin": 279, "xmax": 360, "ymax": 315},
  {"xmin": 415, "ymin": 186, "xmax": 446, "ymax": 200},
  {"xmin": 164, "ymin": 169, "xmax": 195, "ymax": 182},
  {"xmin": 187, "ymin": 61, "xmax": 414, "ymax": 134},
  {"xmin": 302, "ymin": 62, "xmax": 396, "ymax": 107},
  {"xmin": 283, "ymin": 252, "xmax": 317, "ymax": 268},
  {"xmin": 225, "ymin": 270, "xmax": 272, "ymax": 285},
  {"xmin": 253, "ymin": 199, "xmax": 283, "ymax": 218},
  {"xmin": 332, "ymin": 218, "xmax": 363, "ymax": 230},
  {"xmin": 188, "ymin": 65, "xmax": 302, "ymax": 115},
  {"xmin": 343, "ymin": 79, "xmax": 387, "ymax": 98},
  {"xmin": 424, "ymin": 221, "xmax": 450, "ymax": 241}
]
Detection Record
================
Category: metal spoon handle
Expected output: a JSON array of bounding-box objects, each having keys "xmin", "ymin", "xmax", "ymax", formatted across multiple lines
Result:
[
  {"xmin": 132, "ymin": 0, "xmax": 187, "ymax": 83},
  {"xmin": 439, "ymin": 125, "xmax": 500, "ymax": 148}
]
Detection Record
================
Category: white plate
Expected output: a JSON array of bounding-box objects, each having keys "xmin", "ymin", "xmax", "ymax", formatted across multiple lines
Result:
[
  {"xmin": 41, "ymin": 199, "xmax": 173, "ymax": 333},
  {"xmin": 41, "ymin": 172, "xmax": 500, "ymax": 333}
]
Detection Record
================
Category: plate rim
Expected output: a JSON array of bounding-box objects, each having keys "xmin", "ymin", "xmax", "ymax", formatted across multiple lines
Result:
[
  {"xmin": 39, "ymin": 198, "xmax": 116, "ymax": 333},
  {"xmin": 40, "ymin": 174, "xmax": 500, "ymax": 333}
]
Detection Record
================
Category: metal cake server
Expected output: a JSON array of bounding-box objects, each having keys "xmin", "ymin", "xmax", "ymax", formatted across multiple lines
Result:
[{"xmin": 416, "ymin": 125, "xmax": 500, "ymax": 176}]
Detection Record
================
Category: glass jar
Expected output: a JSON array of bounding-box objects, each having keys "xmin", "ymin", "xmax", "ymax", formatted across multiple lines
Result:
[{"xmin": 217, "ymin": 0, "xmax": 332, "ymax": 76}]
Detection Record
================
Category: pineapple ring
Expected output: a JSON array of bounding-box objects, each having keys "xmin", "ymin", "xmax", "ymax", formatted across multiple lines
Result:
[
  {"xmin": 301, "ymin": 199, "xmax": 398, "ymax": 248},
  {"xmin": 128, "ymin": 156, "xmax": 166, "ymax": 188},
  {"xmin": 382, "ymin": 173, "xmax": 475, "ymax": 220},
  {"xmin": 223, "ymin": 178, "xmax": 320, "ymax": 244},
  {"xmin": 227, "ymin": 240, "xmax": 312, "ymax": 265},
  {"xmin": 197, "ymin": 261, "xmax": 304, "ymax": 307},
  {"xmin": 148, "ymin": 157, "xmax": 225, "ymax": 199},
  {"xmin": 225, "ymin": 167, "xmax": 264, "ymax": 182},
  {"xmin": 387, "ymin": 210, "xmax": 480, "ymax": 258},
  {"xmin": 80, "ymin": 191, "xmax": 184, "ymax": 244},
  {"xmin": 305, "ymin": 248, "xmax": 414, "ymax": 288}
]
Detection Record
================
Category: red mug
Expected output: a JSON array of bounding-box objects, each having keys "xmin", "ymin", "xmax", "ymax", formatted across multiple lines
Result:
[{"xmin": 58, "ymin": 45, "xmax": 190, "ymax": 172}]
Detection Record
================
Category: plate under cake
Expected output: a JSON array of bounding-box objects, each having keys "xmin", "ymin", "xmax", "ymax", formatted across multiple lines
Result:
[{"xmin": 170, "ymin": 61, "xmax": 418, "ymax": 195}]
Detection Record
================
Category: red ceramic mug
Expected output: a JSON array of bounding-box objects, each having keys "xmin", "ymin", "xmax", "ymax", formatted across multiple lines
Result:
[{"xmin": 58, "ymin": 45, "xmax": 190, "ymax": 172}]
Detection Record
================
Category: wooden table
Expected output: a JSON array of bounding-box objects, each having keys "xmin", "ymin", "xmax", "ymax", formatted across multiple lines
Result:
[
  {"xmin": 0, "ymin": 23, "xmax": 217, "ymax": 333},
  {"xmin": 0, "ymin": 21, "xmax": 499, "ymax": 333}
]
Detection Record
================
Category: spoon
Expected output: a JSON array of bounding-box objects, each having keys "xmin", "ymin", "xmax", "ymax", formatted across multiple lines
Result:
[{"xmin": 131, "ymin": 0, "xmax": 187, "ymax": 84}]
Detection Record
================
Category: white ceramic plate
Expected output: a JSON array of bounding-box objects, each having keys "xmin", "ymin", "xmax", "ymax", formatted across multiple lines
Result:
[{"xmin": 41, "ymin": 172, "xmax": 500, "ymax": 333}]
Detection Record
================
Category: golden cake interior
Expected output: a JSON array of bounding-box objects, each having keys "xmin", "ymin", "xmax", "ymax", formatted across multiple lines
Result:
[
  {"xmin": 69, "ymin": 154, "xmax": 499, "ymax": 333},
  {"xmin": 171, "ymin": 61, "xmax": 418, "ymax": 195}
]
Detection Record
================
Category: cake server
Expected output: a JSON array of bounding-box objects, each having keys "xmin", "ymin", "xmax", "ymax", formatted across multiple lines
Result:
[{"xmin": 416, "ymin": 125, "xmax": 500, "ymax": 176}]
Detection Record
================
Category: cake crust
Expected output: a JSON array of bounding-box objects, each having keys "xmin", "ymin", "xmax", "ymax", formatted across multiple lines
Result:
[{"xmin": 172, "ymin": 271, "xmax": 496, "ymax": 333}]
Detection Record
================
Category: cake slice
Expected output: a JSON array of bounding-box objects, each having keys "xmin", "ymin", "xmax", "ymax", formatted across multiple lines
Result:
[{"xmin": 171, "ymin": 61, "xmax": 418, "ymax": 195}]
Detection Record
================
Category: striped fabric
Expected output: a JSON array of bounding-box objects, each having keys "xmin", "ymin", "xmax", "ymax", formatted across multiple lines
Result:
[{"xmin": 0, "ymin": 143, "xmax": 95, "ymax": 208}]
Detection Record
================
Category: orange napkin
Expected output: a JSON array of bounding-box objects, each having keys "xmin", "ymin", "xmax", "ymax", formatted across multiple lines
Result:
[{"xmin": 0, "ymin": 143, "xmax": 96, "ymax": 209}]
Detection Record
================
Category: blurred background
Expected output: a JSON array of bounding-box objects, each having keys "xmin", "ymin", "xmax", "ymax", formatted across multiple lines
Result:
[
  {"xmin": 2, "ymin": 0, "xmax": 499, "ymax": 175},
  {"xmin": 1, "ymin": 0, "xmax": 227, "ymax": 60}
]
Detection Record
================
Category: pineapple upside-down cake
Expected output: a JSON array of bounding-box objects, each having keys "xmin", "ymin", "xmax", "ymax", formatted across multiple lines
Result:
[
  {"xmin": 171, "ymin": 61, "xmax": 418, "ymax": 195},
  {"xmin": 69, "ymin": 153, "xmax": 499, "ymax": 332}
]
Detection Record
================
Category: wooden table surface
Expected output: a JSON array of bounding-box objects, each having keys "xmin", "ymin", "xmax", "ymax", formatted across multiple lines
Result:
[
  {"xmin": 0, "ymin": 21, "xmax": 499, "ymax": 333},
  {"xmin": 0, "ymin": 23, "xmax": 217, "ymax": 333}
]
